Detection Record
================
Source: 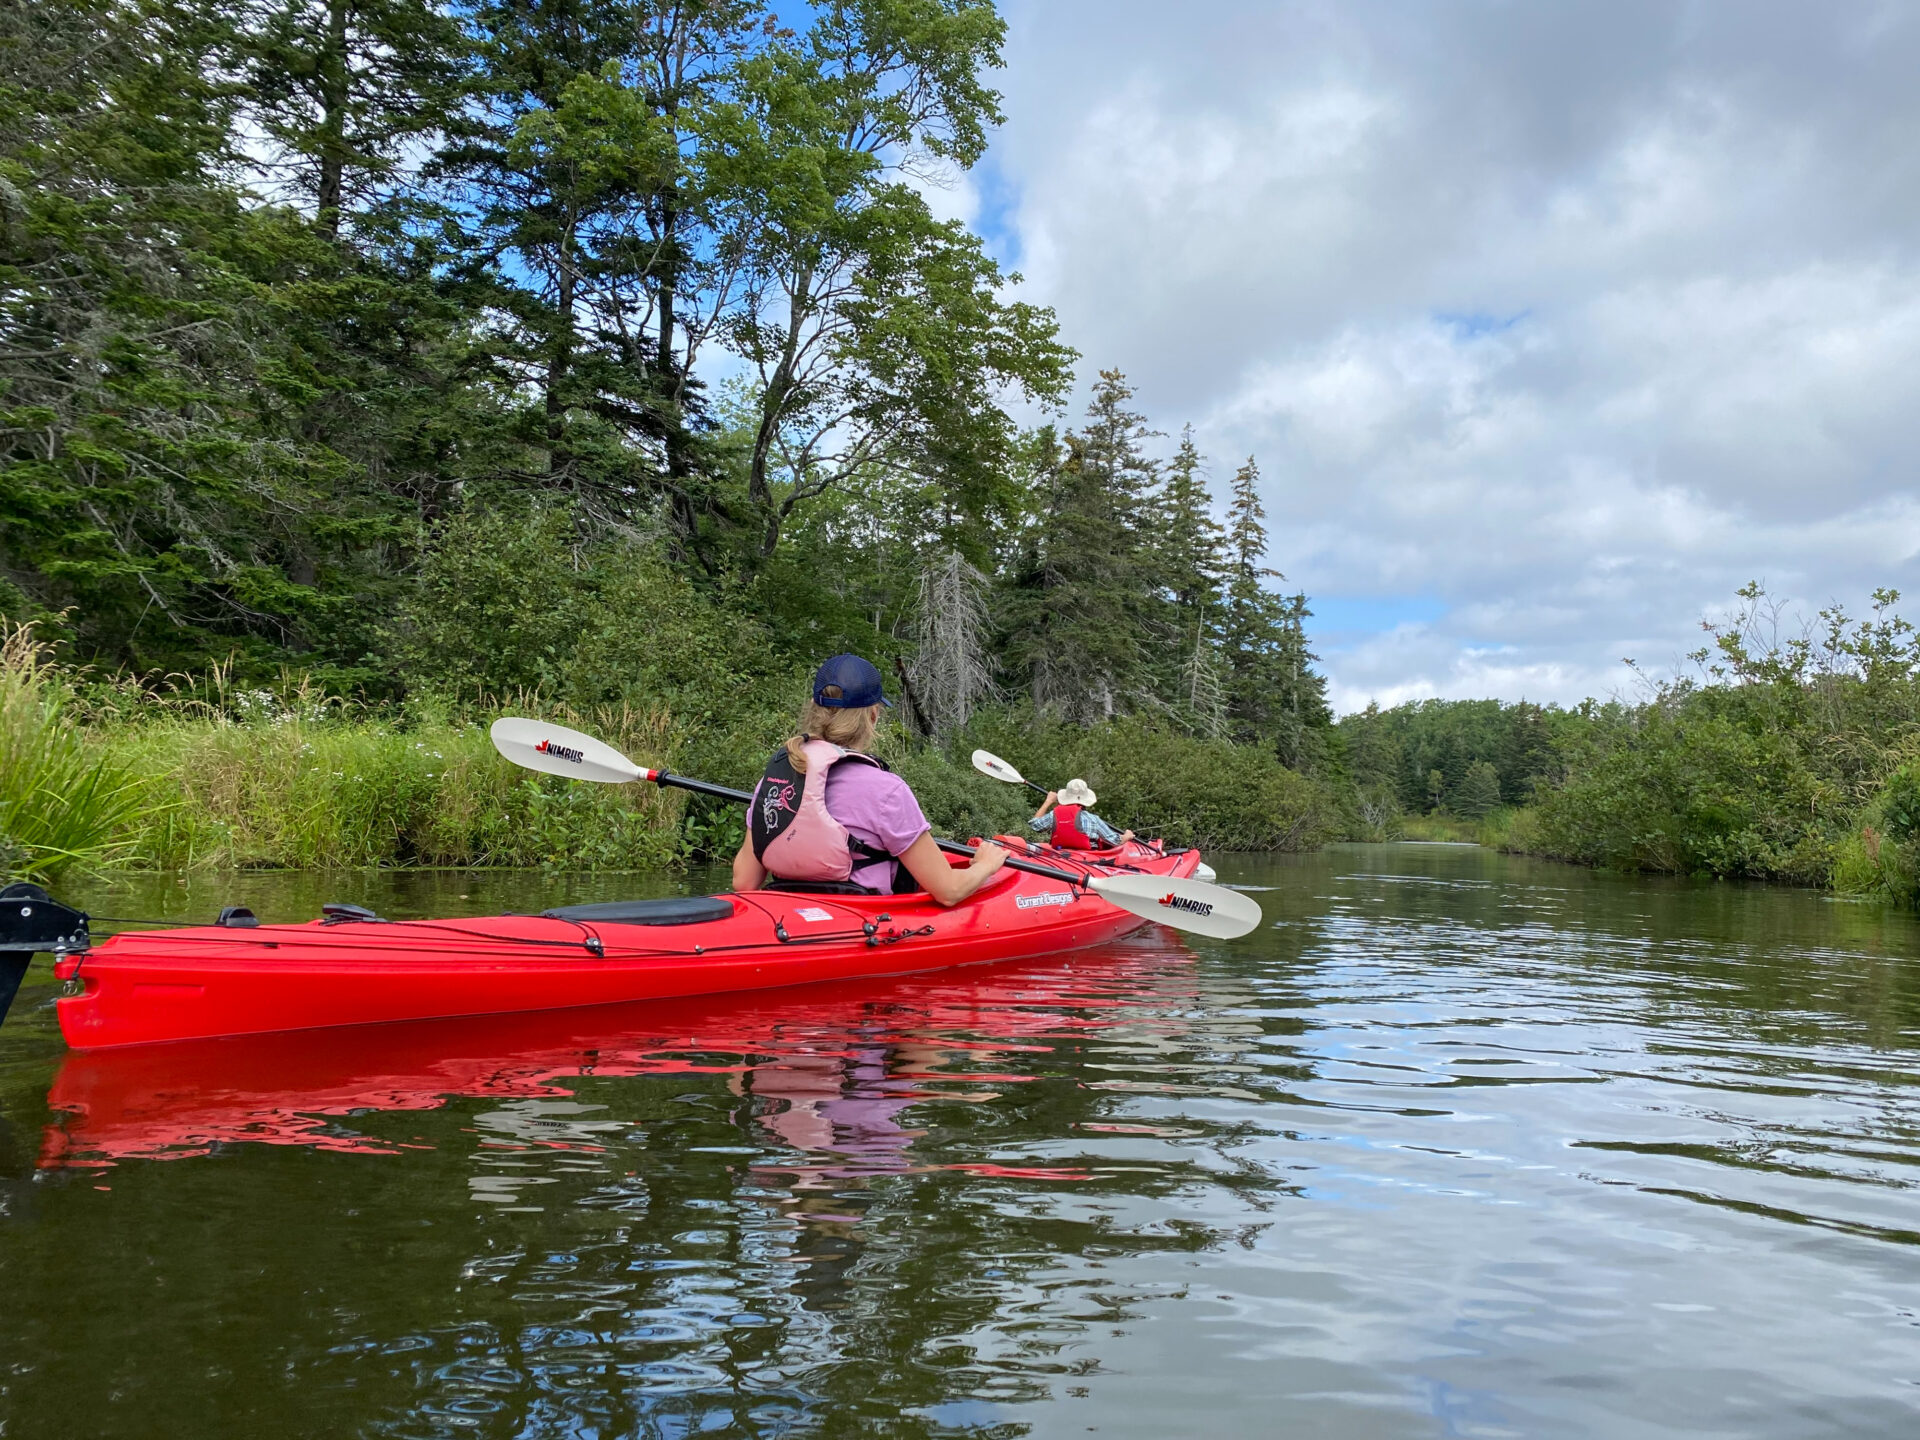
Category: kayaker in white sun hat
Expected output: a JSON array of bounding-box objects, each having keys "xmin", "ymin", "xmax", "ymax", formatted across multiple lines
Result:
[
  {"xmin": 732, "ymin": 653, "xmax": 1008, "ymax": 904},
  {"xmin": 1029, "ymin": 777, "xmax": 1134, "ymax": 851}
]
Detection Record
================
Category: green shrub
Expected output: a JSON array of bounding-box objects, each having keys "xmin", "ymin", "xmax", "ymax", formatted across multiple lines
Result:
[
  {"xmin": 1877, "ymin": 764, "xmax": 1920, "ymax": 844},
  {"xmin": 960, "ymin": 708, "xmax": 1332, "ymax": 851},
  {"xmin": 888, "ymin": 744, "xmax": 1032, "ymax": 844},
  {"xmin": 1830, "ymin": 766, "xmax": 1920, "ymax": 903},
  {"xmin": 1526, "ymin": 694, "xmax": 1832, "ymax": 882}
]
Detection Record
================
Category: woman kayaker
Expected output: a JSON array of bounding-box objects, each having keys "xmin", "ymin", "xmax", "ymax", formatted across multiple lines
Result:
[
  {"xmin": 1029, "ymin": 778, "xmax": 1134, "ymax": 851},
  {"xmin": 732, "ymin": 654, "xmax": 1008, "ymax": 904}
]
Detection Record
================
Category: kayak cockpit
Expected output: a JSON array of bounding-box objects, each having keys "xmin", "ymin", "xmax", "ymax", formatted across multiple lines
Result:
[{"xmin": 541, "ymin": 897, "xmax": 737, "ymax": 926}]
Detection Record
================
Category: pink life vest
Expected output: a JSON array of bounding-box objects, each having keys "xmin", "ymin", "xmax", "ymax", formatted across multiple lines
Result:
[{"xmin": 750, "ymin": 739, "xmax": 893, "ymax": 884}]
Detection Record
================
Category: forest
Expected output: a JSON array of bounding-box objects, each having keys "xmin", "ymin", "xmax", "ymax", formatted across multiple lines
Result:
[{"xmin": 0, "ymin": 0, "xmax": 1333, "ymax": 875}]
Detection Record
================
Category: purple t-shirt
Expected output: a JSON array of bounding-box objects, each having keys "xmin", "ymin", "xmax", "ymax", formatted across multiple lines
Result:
[{"xmin": 753, "ymin": 758, "xmax": 931, "ymax": 891}]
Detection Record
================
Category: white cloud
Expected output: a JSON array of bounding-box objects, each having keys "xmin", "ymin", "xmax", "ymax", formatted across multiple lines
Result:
[{"xmin": 991, "ymin": 1, "xmax": 1920, "ymax": 710}]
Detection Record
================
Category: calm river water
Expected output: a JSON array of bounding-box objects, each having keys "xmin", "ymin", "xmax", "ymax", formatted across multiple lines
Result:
[{"xmin": 1, "ymin": 845, "xmax": 1917, "ymax": 1438}]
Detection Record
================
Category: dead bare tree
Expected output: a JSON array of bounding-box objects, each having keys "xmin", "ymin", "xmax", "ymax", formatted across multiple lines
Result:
[
  {"xmin": 911, "ymin": 550, "xmax": 998, "ymax": 736},
  {"xmin": 1183, "ymin": 622, "xmax": 1227, "ymax": 739}
]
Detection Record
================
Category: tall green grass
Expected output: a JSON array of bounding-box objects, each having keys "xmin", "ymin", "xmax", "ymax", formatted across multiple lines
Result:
[
  {"xmin": 0, "ymin": 624, "xmax": 157, "ymax": 880},
  {"xmin": 1, "ymin": 626, "xmax": 1333, "ymax": 880},
  {"xmin": 113, "ymin": 703, "xmax": 688, "ymax": 872},
  {"xmin": 0, "ymin": 626, "xmax": 691, "ymax": 877}
]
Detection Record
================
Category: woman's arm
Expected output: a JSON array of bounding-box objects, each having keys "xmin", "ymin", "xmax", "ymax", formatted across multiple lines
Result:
[
  {"xmin": 1031, "ymin": 790, "xmax": 1057, "ymax": 820},
  {"xmin": 732, "ymin": 832, "xmax": 767, "ymax": 892},
  {"xmin": 897, "ymin": 831, "xmax": 1008, "ymax": 907}
]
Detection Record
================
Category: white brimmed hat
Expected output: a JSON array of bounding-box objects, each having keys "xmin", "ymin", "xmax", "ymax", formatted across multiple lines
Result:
[{"xmin": 1058, "ymin": 778, "xmax": 1097, "ymax": 807}]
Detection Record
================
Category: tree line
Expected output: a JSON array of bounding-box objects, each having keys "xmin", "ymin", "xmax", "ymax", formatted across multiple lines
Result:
[
  {"xmin": 0, "ymin": 0, "xmax": 1330, "ymax": 776},
  {"xmin": 1334, "ymin": 584, "xmax": 1920, "ymax": 900}
]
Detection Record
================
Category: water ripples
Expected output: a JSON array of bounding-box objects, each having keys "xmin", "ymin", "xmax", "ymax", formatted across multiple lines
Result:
[{"xmin": 3, "ymin": 848, "xmax": 1918, "ymax": 1435}]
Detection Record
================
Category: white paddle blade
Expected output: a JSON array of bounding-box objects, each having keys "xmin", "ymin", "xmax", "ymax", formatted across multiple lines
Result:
[
  {"xmin": 1089, "ymin": 872, "xmax": 1263, "ymax": 940},
  {"xmin": 971, "ymin": 749, "xmax": 1028, "ymax": 786},
  {"xmin": 1194, "ymin": 862, "xmax": 1217, "ymax": 882},
  {"xmin": 491, "ymin": 717, "xmax": 646, "ymax": 785}
]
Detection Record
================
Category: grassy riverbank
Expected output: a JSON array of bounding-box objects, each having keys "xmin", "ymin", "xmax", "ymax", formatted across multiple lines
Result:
[
  {"xmin": 0, "ymin": 625, "xmax": 1335, "ymax": 882},
  {"xmin": 16, "ymin": 581, "xmax": 1919, "ymax": 904}
]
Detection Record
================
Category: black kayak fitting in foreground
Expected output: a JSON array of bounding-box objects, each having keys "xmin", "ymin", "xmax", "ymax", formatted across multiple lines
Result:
[{"xmin": 0, "ymin": 883, "xmax": 91, "ymax": 1029}]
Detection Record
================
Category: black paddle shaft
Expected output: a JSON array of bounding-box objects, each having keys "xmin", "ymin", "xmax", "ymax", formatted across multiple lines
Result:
[{"xmin": 649, "ymin": 771, "xmax": 1088, "ymax": 888}]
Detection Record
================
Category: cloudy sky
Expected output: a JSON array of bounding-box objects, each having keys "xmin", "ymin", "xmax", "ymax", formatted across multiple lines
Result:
[{"xmin": 937, "ymin": 0, "xmax": 1920, "ymax": 711}]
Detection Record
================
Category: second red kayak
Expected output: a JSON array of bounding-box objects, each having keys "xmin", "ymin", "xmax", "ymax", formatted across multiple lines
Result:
[{"xmin": 49, "ymin": 842, "xmax": 1204, "ymax": 1050}]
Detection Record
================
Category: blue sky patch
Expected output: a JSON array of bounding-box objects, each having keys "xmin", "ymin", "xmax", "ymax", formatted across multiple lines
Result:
[{"xmin": 1433, "ymin": 309, "xmax": 1530, "ymax": 340}]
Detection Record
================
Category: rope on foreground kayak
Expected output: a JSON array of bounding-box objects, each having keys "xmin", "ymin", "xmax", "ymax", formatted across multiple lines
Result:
[
  {"xmin": 74, "ymin": 911, "xmax": 945, "ymax": 963},
  {"xmin": 85, "ymin": 914, "xmax": 612, "ymax": 956}
]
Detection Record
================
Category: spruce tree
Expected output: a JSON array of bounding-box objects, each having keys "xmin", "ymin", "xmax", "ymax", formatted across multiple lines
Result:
[
  {"xmin": 1271, "ymin": 590, "xmax": 1332, "ymax": 769},
  {"xmin": 1155, "ymin": 424, "xmax": 1227, "ymax": 730},
  {"xmin": 438, "ymin": 0, "xmax": 747, "ymax": 523},
  {"xmin": 0, "ymin": 0, "xmax": 448, "ymax": 672},
  {"xmin": 1220, "ymin": 456, "xmax": 1330, "ymax": 765},
  {"xmin": 1221, "ymin": 455, "xmax": 1288, "ymax": 740},
  {"xmin": 238, "ymin": 0, "xmax": 468, "ymax": 238},
  {"xmin": 1454, "ymin": 760, "xmax": 1502, "ymax": 818},
  {"xmin": 1004, "ymin": 371, "xmax": 1159, "ymax": 723},
  {"xmin": 1157, "ymin": 425, "xmax": 1226, "ymax": 617}
]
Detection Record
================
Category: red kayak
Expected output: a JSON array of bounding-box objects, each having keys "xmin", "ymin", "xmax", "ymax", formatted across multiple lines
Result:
[{"xmin": 41, "ymin": 842, "xmax": 1204, "ymax": 1051}]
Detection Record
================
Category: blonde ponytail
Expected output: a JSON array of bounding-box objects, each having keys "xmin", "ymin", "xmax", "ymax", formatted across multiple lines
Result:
[{"xmin": 784, "ymin": 690, "xmax": 878, "ymax": 772}]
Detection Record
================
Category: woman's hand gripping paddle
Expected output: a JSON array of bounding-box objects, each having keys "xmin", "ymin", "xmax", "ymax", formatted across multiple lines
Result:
[
  {"xmin": 969, "ymin": 747, "xmax": 1220, "ymax": 884},
  {"xmin": 491, "ymin": 719, "xmax": 1261, "ymax": 939}
]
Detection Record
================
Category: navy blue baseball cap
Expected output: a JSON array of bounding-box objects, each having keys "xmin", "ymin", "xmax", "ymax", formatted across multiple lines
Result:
[{"xmin": 813, "ymin": 653, "xmax": 892, "ymax": 708}]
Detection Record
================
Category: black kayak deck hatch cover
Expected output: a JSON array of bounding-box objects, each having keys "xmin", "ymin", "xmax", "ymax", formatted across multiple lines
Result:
[{"xmin": 541, "ymin": 896, "xmax": 737, "ymax": 926}]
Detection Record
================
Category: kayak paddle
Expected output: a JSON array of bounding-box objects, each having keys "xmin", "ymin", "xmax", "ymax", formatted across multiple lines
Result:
[
  {"xmin": 969, "ymin": 746, "xmax": 1219, "ymax": 882},
  {"xmin": 491, "ymin": 718, "xmax": 1260, "ymax": 939},
  {"xmin": 971, "ymin": 748, "xmax": 1048, "ymax": 796}
]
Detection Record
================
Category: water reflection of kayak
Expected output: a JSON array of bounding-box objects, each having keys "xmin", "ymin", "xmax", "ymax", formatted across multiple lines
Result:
[{"xmin": 40, "ymin": 938, "xmax": 1199, "ymax": 1170}]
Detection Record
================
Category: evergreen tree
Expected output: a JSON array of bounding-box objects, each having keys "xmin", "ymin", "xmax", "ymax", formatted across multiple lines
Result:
[
  {"xmin": 1219, "ymin": 456, "xmax": 1330, "ymax": 766},
  {"xmin": 1005, "ymin": 371, "xmax": 1158, "ymax": 723},
  {"xmin": 1154, "ymin": 424, "xmax": 1227, "ymax": 731},
  {"xmin": 1454, "ymin": 759, "xmax": 1502, "ymax": 818},
  {"xmin": 1220, "ymin": 456, "xmax": 1290, "ymax": 741},
  {"xmin": 1271, "ymin": 590, "xmax": 1332, "ymax": 769},
  {"xmin": 0, "ymin": 0, "xmax": 437, "ymax": 673},
  {"xmin": 238, "ymin": 0, "xmax": 468, "ymax": 238},
  {"xmin": 437, "ymin": 0, "xmax": 683, "ymax": 517},
  {"xmin": 1156, "ymin": 425, "xmax": 1225, "ymax": 618}
]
